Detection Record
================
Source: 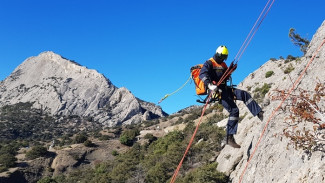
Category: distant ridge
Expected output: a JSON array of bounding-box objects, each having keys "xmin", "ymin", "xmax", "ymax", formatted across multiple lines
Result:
[{"xmin": 0, "ymin": 51, "xmax": 167, "ymax": 126}]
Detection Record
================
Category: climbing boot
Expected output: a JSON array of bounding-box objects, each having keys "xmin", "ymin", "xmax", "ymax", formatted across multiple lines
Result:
[
  {"xmin": 257, "ymin": 111, "xmax": 264, "ymax": 121},
  {"xmin": 227, "ymin": 134, "xmax": 241, "ymax": 148}
]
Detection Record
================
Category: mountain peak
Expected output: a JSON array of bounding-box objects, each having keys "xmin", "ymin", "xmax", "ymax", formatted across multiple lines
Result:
[
  {"xmin": 37, "ymin": 51, "xmax": 82, "ymax": 66},
  {"xmin": 0, "ymin": 52, "xmax": 166, "ymax": 126}
]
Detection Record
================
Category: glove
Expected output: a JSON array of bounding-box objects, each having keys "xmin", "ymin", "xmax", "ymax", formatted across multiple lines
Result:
[{"xmin": 208, "ymin": 83, "xmax": 218, "ymax": 91}]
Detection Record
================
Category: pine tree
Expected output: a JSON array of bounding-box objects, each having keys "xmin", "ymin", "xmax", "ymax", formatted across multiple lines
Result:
[{"xmin": 288, "ymin": 28, "xmax": 310, "ymax": 55}]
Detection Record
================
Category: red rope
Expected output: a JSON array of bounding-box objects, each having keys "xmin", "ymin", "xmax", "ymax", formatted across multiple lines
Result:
[
  {"xmin": 218, "ymin": 62, "xmax": 237, "ymax": 86},
  {"xmin": 169, "ymin": 92, "xmax": 212, "ymax": 183},
  {"xmin": 169, "ymin": 1, "xmax": 276, "ymax": 182},
  {"xmin": 238, "ymin": 39, "xmax": 325, "ymax": 183},
  {"xmin": 234, "ymin": 0, "xmax": 274, "ymax": 62},
  {"xmin": 234, "ymin": 0, "xmax": 275, "ymax": 63},
  {"xmin": 236, "ymin": 0, "xmax": 275, "ymax": 62}
]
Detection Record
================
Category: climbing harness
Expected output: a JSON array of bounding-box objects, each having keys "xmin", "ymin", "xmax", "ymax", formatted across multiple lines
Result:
[
  {"xmin": 170, "ymin": 0, "xmax": 276, "ymax": 182},
  {"xmin": 196, "ymin": 77, "xmax": 237, "ymax": 104}
]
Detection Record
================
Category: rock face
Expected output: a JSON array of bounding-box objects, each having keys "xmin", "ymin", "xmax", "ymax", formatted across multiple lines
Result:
[
  {"xmin": 0, "ymin": 52, "xmax": 167, "ymax": 126},
  {"xmin": 216, "ymin": 20, "xmax": 325, "ymax": 182}
]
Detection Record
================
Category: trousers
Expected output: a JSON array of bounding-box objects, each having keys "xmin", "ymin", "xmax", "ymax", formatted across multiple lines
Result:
[{"xmin": 220, "ymin": 87, "xmax": 262, "ymax": 135}]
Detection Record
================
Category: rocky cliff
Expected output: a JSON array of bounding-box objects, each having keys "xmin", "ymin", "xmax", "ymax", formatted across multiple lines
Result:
[
  {"xmin": 0, "ymin": 52, "xmax": 167, "ymax": 126},
  {"xmin": 216, "ymin": 20, "xmax": 325, "ymax": 182}
]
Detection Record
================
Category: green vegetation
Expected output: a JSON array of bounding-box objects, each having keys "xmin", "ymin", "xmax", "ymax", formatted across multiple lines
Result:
[
  {"xmin": 0, "ymin": 102, "xmax": 102, "ymax": 145},
  {"xmin": 26, "ymin": 145, "xmax": 48, "ymax": 160},
  {"xmin": 0, "ymin": 142, "xmax": 23, "ymax": 172},
  {"xmin": 285, "ymin": 55, "xmax": 298, "ymax": 63},
  {"xmin": 47, "ymin": 114, "xmax": 228, "ymax": 183},
  {"xmin": 111, "ymin": 150, "xmax": 119, "ymax": 156},
  {"xmin": 119, "ymin": 129, "xmax": 140, "ymax": 146},
  {"xmin": 253, "ymin": 83, "xmax": 272, "ymax": 103},
  {"xmin": 98, "ymin": 135, "xmax": 110, "ymax": 141},
  {"xmin": 175, "ymin": 162, "xmax": 228, "ymax": 183},
  {"xmin": 284, "ymin": 63, "xmax": 295, "ymax": 74},
  {"xmin": 37, "ymin": 177, "xmax": 58, "ymax": 183},
  {"xmin": 0, "ymin": 102, "xmax": 228, "ymax": 182},
  {"xmin": 143, "ymin": 119, "xmax": 160, "ymax": 127},
  {"xmin": 0, "ymin": 153, "xmax": 17, "ymax": 172},
  {"xmin": 254, "ymin": 83, "xmax": 271, "ymax": 97},
  {"xmin": 83, "ymin": 140, "xmax": 95, "ymax": 147},
  {"xmin": 289, "ymin": 28, "xmax": 310, "ymax": 55},
  {"xmin": 144, "ymin": 133, "xmax": 158, "ymax": 144},
  {"xmin": 265, "ymin": 71, "xmax": 274, "ymax": 78},
  {"xmin": 74, "ymin": 133, "xmax": 88, "ymax": 144}
]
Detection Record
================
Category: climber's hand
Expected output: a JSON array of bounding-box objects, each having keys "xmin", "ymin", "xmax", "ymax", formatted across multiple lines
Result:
[{"xmin": 208, "ymin": 83, "xmax": 218, "ymax": 92}]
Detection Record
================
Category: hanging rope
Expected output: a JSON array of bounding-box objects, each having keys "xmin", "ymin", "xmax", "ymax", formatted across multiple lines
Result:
[
  {"xmin": 158, "ymin": 75, "xmax": 191, "ymax": 104},
  {"xmin": 234, "ymin": 0, "xmax": 275, "ymax": 64},
  {"xmin": 220, "ymin": 0, "xmax": 275, "ymax": 86},
  {"xmin": 169, "ymin": 1, "xmax": 276, "ymax": 182},
  {"xmin": 169, "ymin": 92, "xmax": 212, "ymax": 183},
  {"xmin": 238, "ymin": 39, "xmax": 325, "ymax": 183}
]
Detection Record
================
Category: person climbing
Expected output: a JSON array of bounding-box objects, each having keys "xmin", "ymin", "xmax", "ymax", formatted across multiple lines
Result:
[{"xmin": 199, "ymin": 45, "xmax": 264, "ymax": 148}]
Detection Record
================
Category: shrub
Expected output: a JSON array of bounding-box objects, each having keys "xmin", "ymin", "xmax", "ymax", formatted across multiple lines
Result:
[
  {"xmin": 175, "ymin": 163, "xmax": 228, "ymax": 183},
  {"xmin": 143, "ymin": 119, "xmax": 159, "ymax": 127},
  {"xmin": 83, "ymin": 140, "xmax": 95, "ymax": 147},
  {"xmin": 98, "ymin": 135, "xmax": 110, "ymax": 141},
  {"xmin": 284, "ymin": 64, "xmax": 295, "ymax": 74},
  {"xmin": 111, "ymin": 150, "xmax": 119, "ymax": 156},
  {"xmin": 254, "ymin": 83, "xmax": 271, "ymax": 97},
  {"xmin": 92, "ymin": 131, "xmax": 102, "ymax": 138},
  {"xmin": 272, "ymin": 82, "xmax": 325, "ymax": 155},
  {"xmin": 37, "ymin": 177, "xmax": 57, "ymax": 183},
  {"xmin": 254, "ymin": 83, "xmax": 272, "ymax": 103},
  {"xmin": 0, "ymin": 166, "xmax": 8, "ymax": 173},
  {"xmin": 285, "ymin": 55, "xmax": 297, "ymax": 63},
  {"xmin": 74, "ymin": 133, "xmax": 88, "ymax": 144},
  {"xmin": 0, "ymin": 144, "xmax": 18, "ymax": 155},
  {"xmin": 145, "ymin": 163, "xmax": 170, "ymax": 183},
  {"xmin": 108, "ymin": 144, "xmax": 142, "ymax": 182},
  {"xmin": 144, "ymin": 133, "xmax": 158, "ymax": 143},
  {"xmin": 26, "ymin": 145, "xmax": 48, "ymax": 160},
  {"xmin": 0, "ymin": 153, "xmax": 17, "ymax": 170},
  {"xmin": 265, "ymin": 71, "xmax": 274, "ymax": 78},
  {"xmin": 119, "ymin": 129, "xmax": 140, "ymax": 146}
]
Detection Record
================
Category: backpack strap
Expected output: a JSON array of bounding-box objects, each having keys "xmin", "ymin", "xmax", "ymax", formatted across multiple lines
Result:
[{"xmin": 209, "ymin": 58, "xmax": 228, "ymax": 69}]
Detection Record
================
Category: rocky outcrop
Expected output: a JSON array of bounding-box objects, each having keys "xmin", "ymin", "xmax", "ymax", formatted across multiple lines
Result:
[
  {"xmin": 50, "ymin": 140, "xmax": 127, "ymax": 177},
  {"xmin": 216, "ymin": 20, "xmax": 325, "ymax": 182},
  {"xmin": 0, "ymin": 52, "xmax": 167, "ymax": 126}
]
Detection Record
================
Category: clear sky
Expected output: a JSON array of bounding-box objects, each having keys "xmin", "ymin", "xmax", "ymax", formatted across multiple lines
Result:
[{"xmin": 0, "ymin": 0, "xmax": 324, "ymax": 114}]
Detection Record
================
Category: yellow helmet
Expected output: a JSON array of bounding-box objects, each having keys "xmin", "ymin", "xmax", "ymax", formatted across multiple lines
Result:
[{"xmin": 215, "ymin": 45, "xmax": 228, "ymax": 61}]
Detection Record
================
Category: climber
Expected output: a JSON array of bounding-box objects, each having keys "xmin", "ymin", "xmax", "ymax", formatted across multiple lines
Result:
[{"xmin": 199, "ymin": 45, "xmax": 264, "ymax": 148}]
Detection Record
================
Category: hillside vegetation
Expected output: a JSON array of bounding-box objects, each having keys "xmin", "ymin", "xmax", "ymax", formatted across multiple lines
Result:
[{"xmin": 0, "ymin": 101, "xmax": 230, "ymax": 183}]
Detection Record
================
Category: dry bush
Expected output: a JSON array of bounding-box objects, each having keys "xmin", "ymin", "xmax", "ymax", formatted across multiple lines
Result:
[{"xmin": 272, "ymin": 82, "xmax": 325, "ymax": 154}]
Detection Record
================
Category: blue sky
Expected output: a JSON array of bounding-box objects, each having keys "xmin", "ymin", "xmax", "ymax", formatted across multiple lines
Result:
[{"xmin": 0, "ymin": 0, "xmax": 324, "ymax": 114}]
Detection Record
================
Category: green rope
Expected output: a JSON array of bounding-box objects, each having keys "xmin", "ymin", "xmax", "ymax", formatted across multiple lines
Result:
[{"xmin": 158, "ymin": 75, "xmax": 191, "ymax": 104}]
